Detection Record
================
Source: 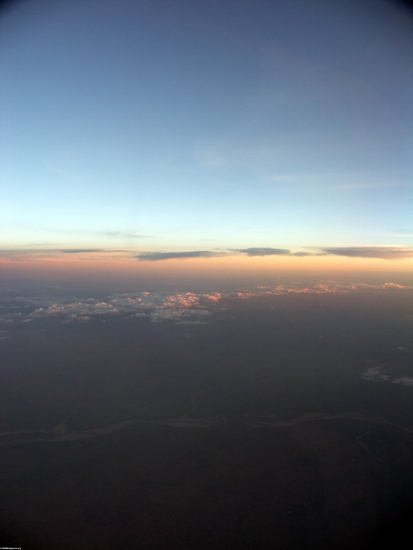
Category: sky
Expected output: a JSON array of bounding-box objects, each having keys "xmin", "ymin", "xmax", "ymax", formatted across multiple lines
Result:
[{"xmin": 1, "ymin": 0, "xmax": 412, "ymax": 282}]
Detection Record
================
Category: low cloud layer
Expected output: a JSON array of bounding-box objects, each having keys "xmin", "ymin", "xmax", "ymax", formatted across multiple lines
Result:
[
  {"xmin": 0, "ymin": 281, "xmax": 409, "ymax": 327},
  {"xmin": 0, "ymin": 291, "xmax": 222, "ymax": 325}
]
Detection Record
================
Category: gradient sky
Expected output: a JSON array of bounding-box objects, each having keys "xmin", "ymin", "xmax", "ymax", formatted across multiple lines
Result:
[{"xmin": 1, "ymin": 0, "xmax": 412, "ymax": 276}]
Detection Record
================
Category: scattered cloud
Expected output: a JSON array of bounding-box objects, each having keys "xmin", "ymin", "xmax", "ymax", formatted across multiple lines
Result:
[
  {"xmin": 362, "ymin": 361, "xmax": 413, "ymax": 389},
  {"xmin": 0, "ymin": 291, "xmax": 225, "ymax": 325},
  {"xmin": 136, "ymin": 245, "xmax": 413, "ymax": 262},
  {"xmin": 320, "ymin": 246, "xmax": 413, "ymax": 260},
  {"xmin": 1, "ymin": 281, "xmax": 409, "ymax": 326},
  {"xmin": 2, "ymin": 245, "xmax": 413, "ymax": 262}
]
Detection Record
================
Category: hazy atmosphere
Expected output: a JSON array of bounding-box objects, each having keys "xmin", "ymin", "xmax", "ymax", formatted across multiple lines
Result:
[
  {"xmin": 1, "ymin": 0, "xmax": 412, "ymax": 272},
  {"xmin": 1, "ymin": 1, "xmax": 412, "ymax": 548}
]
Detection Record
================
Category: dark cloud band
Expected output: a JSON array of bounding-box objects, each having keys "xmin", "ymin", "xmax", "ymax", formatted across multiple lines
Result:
[
  {"xmin": 2, "ymin": 246, "xmax": 412, "ymax": 262},
  {"xmin": 136, "ymin": 250, "xmax": 214, "ymax": 261},
  {"xmin": 321, "ymin": 246, "xmax": 413, "ymax": 260},
  {"xmin": 136, "ymin": 246, "xmax": 413, "ymax": 261}
]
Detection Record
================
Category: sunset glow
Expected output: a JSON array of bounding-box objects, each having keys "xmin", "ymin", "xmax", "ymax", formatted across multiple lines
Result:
[{"xmin": 1, "ymin": 0, "xmax": 412, "ymax": 289}]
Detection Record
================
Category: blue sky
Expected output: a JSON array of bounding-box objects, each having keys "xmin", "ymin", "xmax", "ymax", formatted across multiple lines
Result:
[{"xmin": 1, "ymin": 0, "xmax": 412, "ymax": 257}]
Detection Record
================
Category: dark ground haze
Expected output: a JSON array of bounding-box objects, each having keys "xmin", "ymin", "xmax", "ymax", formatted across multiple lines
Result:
[{"xmin": 1, "ymin": 284, "xmax": 412, "ymax": 549}]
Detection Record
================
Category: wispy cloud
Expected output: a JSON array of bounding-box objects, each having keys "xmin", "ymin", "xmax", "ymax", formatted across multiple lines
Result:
[
  {"xmin": 136, "ymin": 250, "xmax": 219, "ymax": 261},
  {"xmin": 103, "ymin": 231, "xmax": 150, "ymax": 239},
  {"xmin": 292, "ymin": 251, "xmax": 313, "ymax": 257},
  {"xmin": 362, "ymin": 366, "xmax": 391, "ymax": 381},
  {"xmin": 58, "ymin": 249, "xmax": 104, "ymax": 254},
  {"xmin": 136, "ymin": 248, "xmax": 293, "ymax": 261},
  {"xmin": 136, "ymin": 245, "xmax": 413, "ymax": 261},
  {"xmin": 39, "ymin": 227, "xmax": 149, "ymax": 239},
  {"xmin": 0, "ymin": 249, "xmax": 61, "ymax": 259},
  {"xmin": 263, "ymin": 172, "xmax": 401, "ymax": 191},
  {"xmin": 392, "ymin": 377, "xmax": 413, "ymax": 387},
  {"xmin": 320, "ymin": 246, "xmax": 413, "ymax": 260},
  {"xmin": 236, "ymin": 247, "xmax": 290, "ymax": 256},
  {"xmin": 2, "ymin": 245, "xmax": 412, "ymax": 263},
  {"xmin": 0, "ymin": 248, "xmax": 128, "ymax": 261}
]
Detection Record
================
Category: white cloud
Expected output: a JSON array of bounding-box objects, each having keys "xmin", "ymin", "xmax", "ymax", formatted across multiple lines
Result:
[
  {"xmin": 362, "ymin": 364, "xmax": 413, "ymax": 389},
  {"xmin": 18, "ymin": 291, "xmax": 221, "ymax": 325}
]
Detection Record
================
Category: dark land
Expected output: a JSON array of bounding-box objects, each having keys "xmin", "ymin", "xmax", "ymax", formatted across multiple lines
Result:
[{"xmin": 1, "ymin": 287, "xmax": 413, "ymax": 549}]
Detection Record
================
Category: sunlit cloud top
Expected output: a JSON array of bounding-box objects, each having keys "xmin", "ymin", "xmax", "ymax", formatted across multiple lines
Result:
[{"xmin": 0, "ymin": 280, "xmax": 410, "ymax": 326}]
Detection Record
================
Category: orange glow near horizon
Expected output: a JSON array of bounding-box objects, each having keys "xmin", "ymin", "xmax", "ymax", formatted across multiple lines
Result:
[{"xmin": 1, "ymin": 252, "xmax": 412, "ymax": 286}]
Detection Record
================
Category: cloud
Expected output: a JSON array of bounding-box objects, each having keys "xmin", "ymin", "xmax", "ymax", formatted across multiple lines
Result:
[
  {"xmin": 3, "ymin": 245, "xmax": 412, "ymax": 263},
  {"xmin": 136, "ymin": 245, "xmax": 413, "ymax": 261},
  {"xmin": 136, "ymin": 250, "xmax": 216, "ymax": 261},
  {"xmin": 382, "ymin": 282, "xmax": 406, "ymax": 290},
  {"xmin": 23, "ymin": 292, "xmax": 220, "ymax": 325},
  {"xmin": 136, "ymin": 248, "xmax": 294, "ymax": 261},
  {"xmin": 103, "ymin": 231, "xmax": 150, "ymax": 239},
  {"xmin": 362, "ymin": 367, "xmax": 391, "ymax": 381},
  {"xmin": 0, "ymin": 248, "xmax": 133, "ymax": 261},
  {"xmin": 237, "ymin": 247, "xmax": 290, "ymax": 256},
  {"xmin": 39, "ymin": 227, "xmax": 149, "ymax": 239},
  {"xmin": 0, "ymin": 249, "xmax": 46, "ymax": 257},
  {"xmin": 392, "ymin": 377, "xmax": 413, "ymax": 387},
  {"xmin": 362, "ymin": 365, "xmax": 413, "ymax": 388},
  {"xmin": 291, "ymin": 251, "xmax": 313, "ymax": 256},
  {"xmin": 321, "ymin": 246, "xmax": 413, "ymax": 260},
  {"xmin": 58, "ymin": 249, "xmax": 104, "ymax": 254},
  {"xmin": 0, "ymin": 282, "xmax": 409, "ymax": 326}
]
